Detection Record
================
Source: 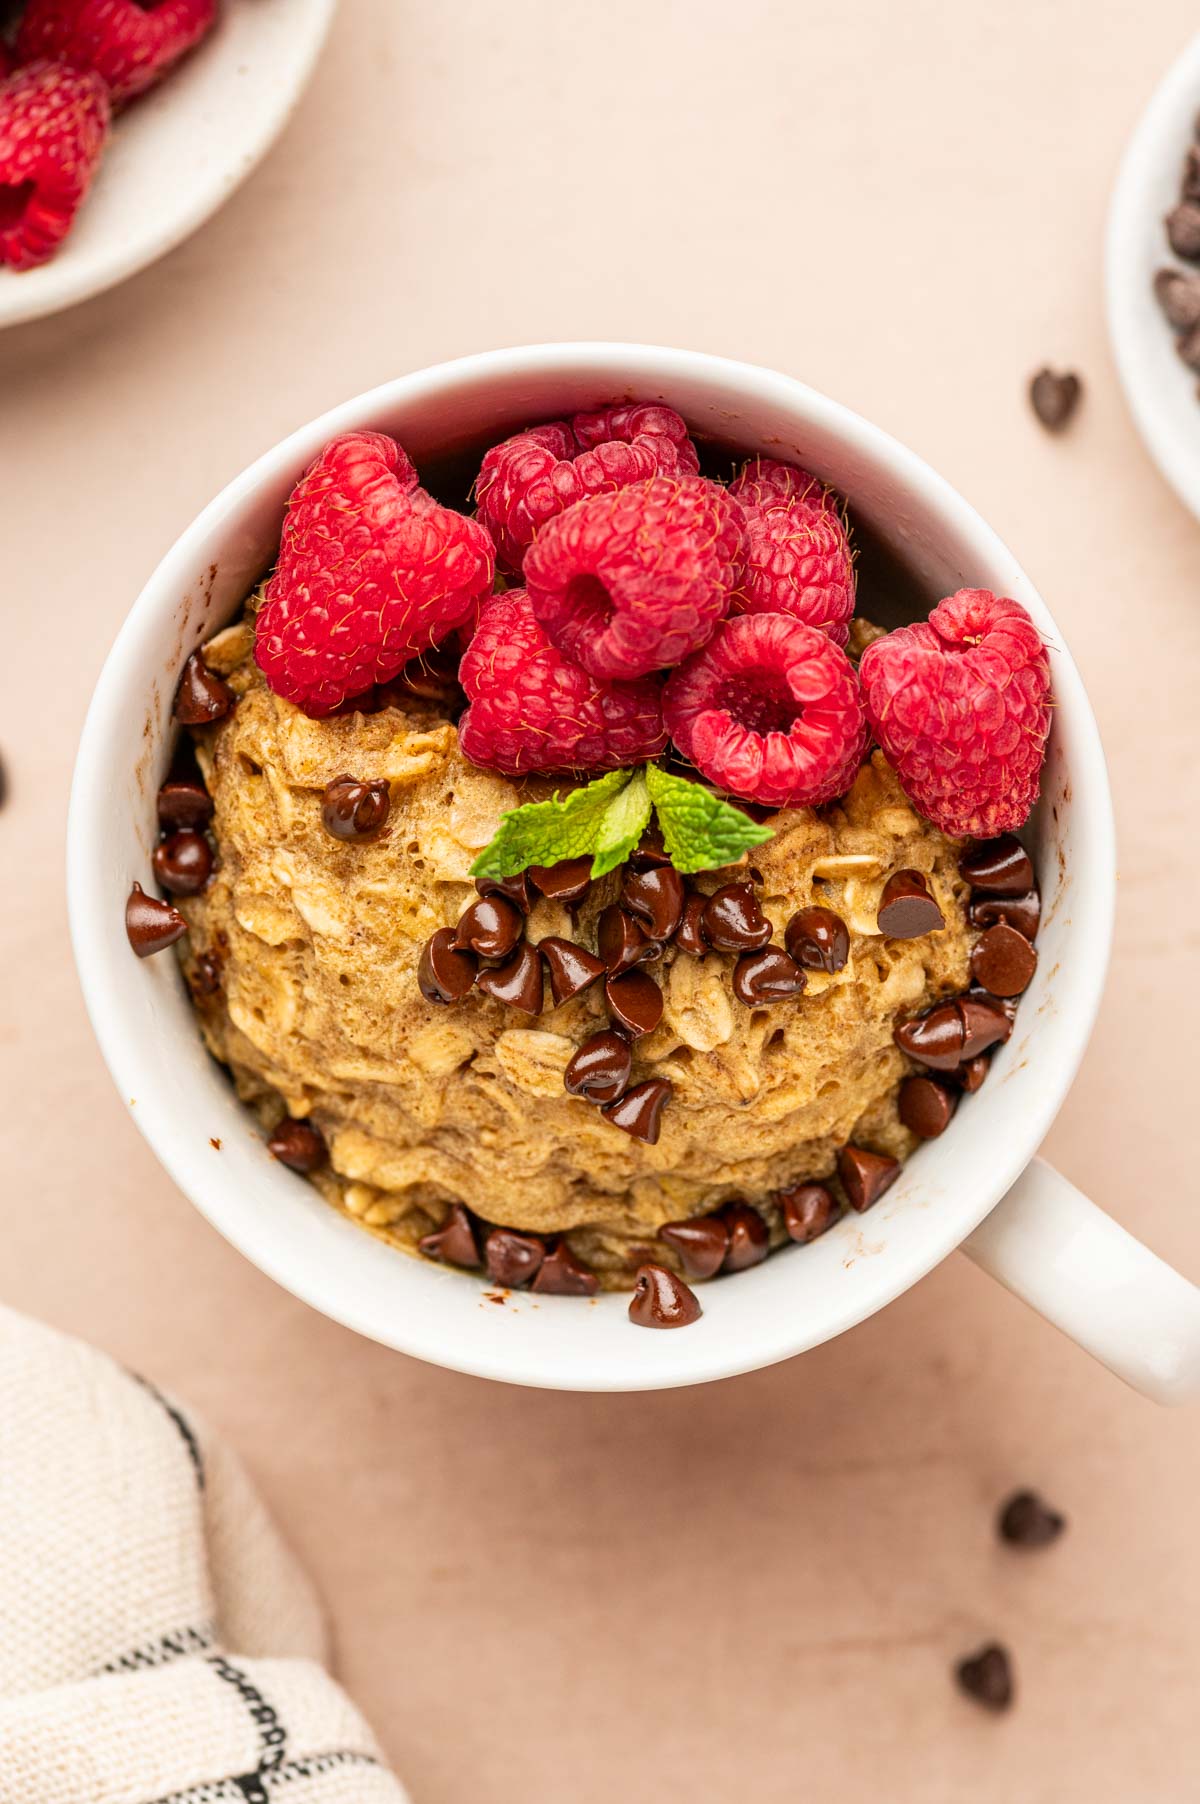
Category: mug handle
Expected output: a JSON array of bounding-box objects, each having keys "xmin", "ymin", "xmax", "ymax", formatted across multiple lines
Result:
[{"xmin": 962, "ymin": 1157, "xmax": 1200, "ymax": 1405}]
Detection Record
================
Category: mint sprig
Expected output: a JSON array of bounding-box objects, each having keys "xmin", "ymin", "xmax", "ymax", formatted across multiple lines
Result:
[{"xmin": 469, "ymin": 765, "xmax": 772, "ymax": 882}]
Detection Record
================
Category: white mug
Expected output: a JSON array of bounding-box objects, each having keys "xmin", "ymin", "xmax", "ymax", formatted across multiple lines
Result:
[{"xmin": 67, "ymin": 344, "xmax": 1200, "ymax": 1399}]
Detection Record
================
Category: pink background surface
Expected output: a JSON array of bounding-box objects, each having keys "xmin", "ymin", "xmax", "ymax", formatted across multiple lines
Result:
[{"xmin": 2, "ymin": 2, "xmax": 1199, "ymax": 1797}]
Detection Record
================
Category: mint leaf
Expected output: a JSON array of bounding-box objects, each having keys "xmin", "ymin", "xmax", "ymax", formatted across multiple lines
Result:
[
  {"xmin": 645, "ymin": 765, "xmax": 773, "ymax": 873},
  {"xmin": 470, "ymin": 769, "xmax": 647, "ymax": 881}
]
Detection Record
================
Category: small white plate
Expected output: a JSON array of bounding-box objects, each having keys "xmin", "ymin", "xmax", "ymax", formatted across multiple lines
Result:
[
  {"xmin": 0, "ymin": 0, "xmax": 337, "ymax": 330},
  {"xmin": 1107, "ymin": 31, "xmax": 1200, "ymax": 519}
]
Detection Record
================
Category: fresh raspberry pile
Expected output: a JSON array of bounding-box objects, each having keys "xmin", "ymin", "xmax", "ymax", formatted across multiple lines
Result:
[
  {"xmin": 0, "ymin": 0, "xmax": 218, "ymax": 269},
  {"xmin": 475, "ymin": 403, "xmax": 700, "ymax": 573},
  {"xmin": 253, "ymin": 408, "xmax": 1051, "ymax": 837},
  {"xmin": 859, "ymin": 589, "xmax": 1051, "ymax": 836}
]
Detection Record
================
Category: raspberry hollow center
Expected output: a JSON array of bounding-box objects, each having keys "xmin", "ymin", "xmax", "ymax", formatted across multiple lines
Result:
[
  {"xmin": 0, "ymin": 182, "xmax": 34, "ymax": 234},
  {"xmin": 563, "ymin": 573, "xmax": 616, "ymax": 635},
  {"xmin": 716, "ymin": 673, "xmax": 800, "ymax": 735}
]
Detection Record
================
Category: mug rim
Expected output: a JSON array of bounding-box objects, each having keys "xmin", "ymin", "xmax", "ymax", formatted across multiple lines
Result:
[{"xmin": 67, "ymin": 343, "xmax": 1117, "ymax": 1389}]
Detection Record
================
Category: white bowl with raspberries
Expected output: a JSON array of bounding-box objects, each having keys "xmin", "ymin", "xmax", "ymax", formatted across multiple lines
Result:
[
  {"xmin": 68, "ymin": 344, "xmax": 1200, "ymax": 1398},
  {"xmin": 0, "ymin": 0, "xmax": 336, "ymax": 328}
]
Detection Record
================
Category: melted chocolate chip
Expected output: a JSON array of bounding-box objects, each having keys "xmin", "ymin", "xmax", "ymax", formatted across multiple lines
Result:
[
  {"xmin": 898, "ymin": 1075, "xmax": 957, "ymax": 1139},
  {"xmin": 876, "ymin": 869, "xmax": 945, "ymax": 938},
  {"xmin": 659, "ymin": 1214, "xmax": 730, "ymax": 1279},
  {"xmin": 190, "ymin": 952, "xmax": 223, "ymax": 996},
  {"xmin": 418, "ymin": 1202, "xmax": 481, "ymax": 1268},
  {"xmin": 152, "ymin": 830, "xmax": 213, "ymax": 897},
  {"xmin": 721, "ymin": 1201, "xmax": 770, "ymax": 1271},
  {"xmin": 701, "ymin": 882, "xmax": 772, "ymax": 951},
  {"xmin": 998, "ymin": 1489, "xmax": 1066, "ymax": 1548},
  {"xmin": 532, "ymin": 1238, "xmax": 599, "ymax": 1296},
  {"xmin": 475, "ymin": 871, "xmax": 534, "ymax": 913},
  {"xmin": 418, "ymin": 928, "xmax": 478, "ymax": 1004},
  {"xmin": 321, "ymin": 775, "xmax": 391, "ymax": 842},
  {"xmin": 125, "ymin": 881, "xmax": 188, "ymax": 958},
  {"xmin": 959, "ymin": 836, "xmax": 1034, "ymax": 897},
  {"xmin": 540, "ymin": 936, "xmax": 606, "ymax": 1006},
  {"xmin": 529, "ymin": 857, "xmax": 592, "ymax": 904},
  {"xmin": 604, "ymin": 968, "xmax": 664, "ymax": 1038},
  {"xmin": 971, "ymin": 924, "xmax": 1038, "ymax": 998},
  {"xmin": 621, "ymin": 865, "xmax": 685, "ymax": 942},
  {"xmin": 732, "ymin": 946, "xmax": 807, "ymax": 1006},
  {"xmin": 968, "ymin": 889, "xmax": 1040, "ymax": 941},
  {"xmin": 484, "ymin": 1227, "xmax": 545, "ymax": 1288},
  {"xmin": 777, "ymin": 1182, "xmax": 837, "ymax": 1243},
  {"xmin": 674, "ymin": 892, "xmax": 711, "ymax": 957},
  {"xmin": 955, "ymin": 1644, "xmax": 1014, "ymax": 1712},
  {"xmin": 156, "ymin": 776, "xmax": 213, "ymax": 831},
  {"xmin": 476, "ymin": 941, "xmax": 544, "ymax": 1013},
  {"xmin": 784, "ymin": 906, "xmax": 849, "ymax": 973},
  {"xmin": 597, "ymin": 904, "xmax": 658, "ymax": 977},
  {"xmin": 894, "ymin": 1002, "xmax": 966, "ymax": 1071},
  {"xmin": 267, "ymin": 1117, "xmax": 327, "ymax": 1173},
  {"xmin": 173, "ymin": 651, "xmax": 235, "ymax": 725},
  {"xmin": 837, "ymin": 1144, "xmax": 900, "ymax": 1212},
  {"xmin": 601, "ymin": 1077, "xmax": 672, "ymax": 1143},
  {"xmin": 563, "ymin": 1029, "xmax": 632, "ymax": 1104},
  {"xmin": 958, "ymin": 993, "xmax": 1013, "ymax": 1059},
  {"xmin": 628, "ymin": 1262, "xmax": 702, "ymax": 1328},
  {"xmin": 453, "ymin": 895, "xmax": 523, "ymax": 962},
  {"xmin": 628, "ymin": 829, "xmax": 671, "ymax": 872},
  {"xmin": 947, "ymin": 1054, "xmax": 991, "ymax": 1092}
]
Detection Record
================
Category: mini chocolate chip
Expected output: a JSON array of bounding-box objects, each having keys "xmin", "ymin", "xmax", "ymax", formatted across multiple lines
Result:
[
  {"xmin": 969, "ymin": 889, "xmax": 1040, "ymax": 940},
  {"xmin": 947, "ymin": 1053, "xmax": 991, "ymax": 1092},
  {"xmin": 701, "ymin": 882, "xmax": 772, "ymax": 951},
  {"xmin": 152, "ymin": 830, "xmax": 213, "ymax": 897},
  {"xmin": 997, "ymin": 1489, "xmax": 1066, "ymax": 1548},
  {"xmin": 899, "ymin": 1075, "xmax": 957, "ymax": 1139},
  {"xmin": 784, "ymin": 906, "xmax": 849, "ymax": 972},
  {"xmin": 621, "ymin": 865, "xmax": 685, "ymax": 942},
  {"xmin": 476, "ymin": 941, "xmax": 544, "ymax": 1013},
  {"xmin": 629, "ymin": 1262, "xmax": 702, "ymax": 1328},
  {"xmin": 485, "ymin": 1227, "xmax": 545, "ymax": 1288},
  {"xmin": 732, "ymin": 946, "xmax": 807, "ymax": 1006},
  {"xmin": 877, "ymin": 869, "xmax": 944, "ymax": 938},
  {"xmin": 1155, "ymin": 266, "xmax": 1200, "ymax": 331},
  {"xmin": 958, "ymin": 994, "xmax": 1014, "ymax": 1059},
  {"xmin": 529, "ymin": 857, "xmax": 592, "ymax": 904},
  {"xmin": 173, "ymin": 651, "xmax": 235, "ymax": 725},
  {"xmin": 659, "ymin": 1214, "xmax": 730, "ymax": 1279},
  {"xmin": 674, "ymin": 892, "xmax": 711, "ymax": 957},
  {"xmin": 156, "ymin": 777, "xmax": 213, "ymax": 831},
  {"xmin": 894, "ymin": 1001, "xmax": 966, "ymax": 1071},
  {"xmin": 601, "ymin": 1077, "xmax": 672, "ymax": 1143},
  {"xmin": 1029, "ymin": 367, "xmax": 1082, "ymax": 431},
  {"xmin": 540, "ymin": 936, "xmax": 606, "ymax": 1006},
  {"xmin": 267, "ymin": 1117, "xmax": 327, "ymax": 1173},
  {"xmin": 955, "ymin": 1644, "xmax": 1014, "ymax": 1712},
  {"xmin": 597, "ymin": 904, "xmax": 658, "ymax": 976},
  {"xmin": 1167, "ymin": 200, "xmax": 1200, "ymax": 259},
  {"xmin": 628, "ymin": 829, "xmax": 671, "ymax": 872},
  {"xmin": 418, "ymin": 928, "xmax": 478, "ymax": 1004},
  {"xmin": 418, "ymin": 1202, "xmax": 481, "ymax": 1268},
  {"xmin": 721, "ymin": 1201, "xmax": 770, "ymax": 1272},
  {"xmin": 564, "ymin": 1029, "xmax": 632, "ymax": 1105},
  {"xmin": 971, "ymin": 924, "xmax": 1038, "ymax": 998},
  {"xmin": 475, "ymin": 871, "xmax": 534, "ymax": 913},
  {"xmin": 190, "ymin": 952, "xmax": 223, "ymax": 996},
  {"xmin": 532, "ymin": 1238, "xmax": 599, "ymax": 1296},
  {"xmin": 321, "ymin": 775, "xmax": 391, "ymax": 842},
  {"xmin": 837, "ymin": 1144, "xmax": 900, "ymax": 1212},
  {"xmin": 604, "ymin": 968, "xmax": 664, "ymax": 1038},
  {"xmin": 777, "ymin": 1182, "xmax": 837, "ymax": 1243},
  {"xmin": 453, "ymin": 895, "xmax": 524, "ymax": 962},
  {"xmin": 125, "ymin": 881, "xmax": 188, "ymax": 958},
  {"xmin": 967, "ymin": 984, "xmax": 1019, "ymax": 1022},
  {"xmin": 960, "ymin": 836, "xmax": 1034, "ymax": 896}
]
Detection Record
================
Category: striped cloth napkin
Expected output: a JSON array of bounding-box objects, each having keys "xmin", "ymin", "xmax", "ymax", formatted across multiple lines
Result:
[{"xmin": 0, "ymin": 1306, "xmax": 409, "ymax": 1804}]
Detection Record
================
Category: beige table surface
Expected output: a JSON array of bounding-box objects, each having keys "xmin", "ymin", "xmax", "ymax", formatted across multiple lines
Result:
[{"xmin": 2, "ymin": 2, "xmax": 1199, "ymax": 1797}]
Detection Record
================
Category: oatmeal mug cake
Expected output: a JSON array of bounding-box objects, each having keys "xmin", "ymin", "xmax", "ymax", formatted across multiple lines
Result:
[{"xmin": 125, "ymin": 405, "xmax": 1049, "ymax": 1329}]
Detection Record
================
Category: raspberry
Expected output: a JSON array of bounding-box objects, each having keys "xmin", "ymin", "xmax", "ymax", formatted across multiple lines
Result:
[
  {"xmin": 728, "ymin": 456, "xmax": 839, "ymax": 516},
  {"xmin": 17, "ymin": 0, "xmax": 217, "ymax": 105},
  {"xmin": 663, "ymin": 613, "xmax": 869, "ymax": 809},
  {"xmin": 458, "ymin": 590, "xmax": 667, "ymax": 776},
  {"xmin": 0, "ymin": 60, "xmax": 109, "ymax": 270},
  {"xmin": 525, "ymin": 475, "xmax": 745, "ymax": 682},
  {"xmin": 858, "ymin": 589, "xmax": 1051, "ymax": 837},
  {"xmin": 726, "ymin": 456, "xmax": 855, "ymax": 644},
  {"xmin": 475, "ymin": 402, "xmax": 699, "ymax": 573},
  {"xmin": 255, "ymin": 431, "xmax": 495, "ymax": 718}
]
